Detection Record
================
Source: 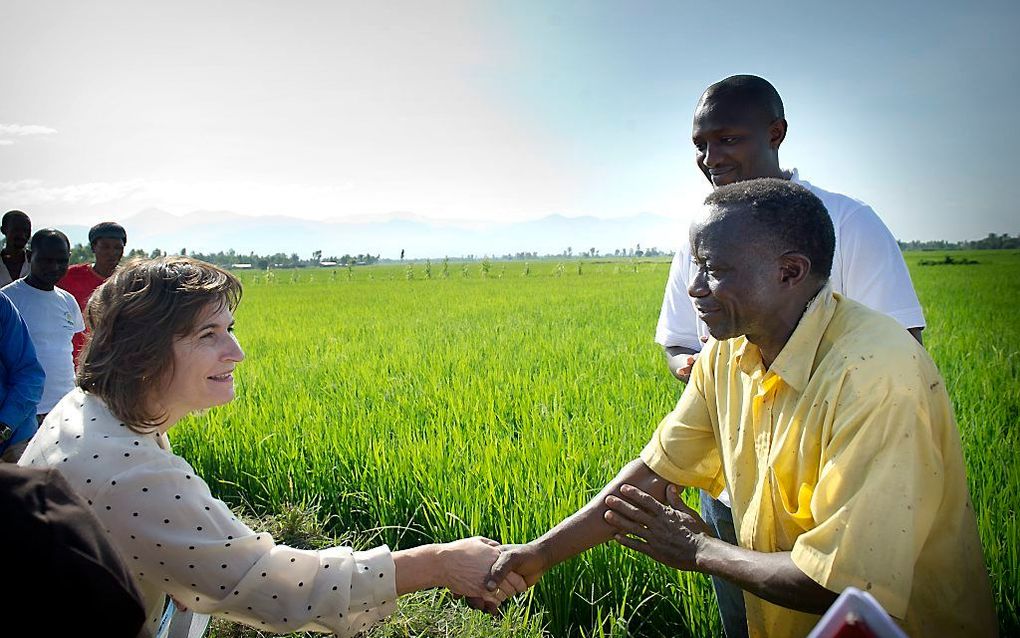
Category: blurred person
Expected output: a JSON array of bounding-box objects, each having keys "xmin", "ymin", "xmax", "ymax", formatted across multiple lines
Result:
[
  {"xmin": 0, "ymin": 210, "xmax": 32, "ymax": 286},
  {"xmin": 58, "ymin": 221, "xmax": 128, "ymax": 364},
  {"xmin": 490, "ymin": 180, "xmax": 996, "ymax": 638},
  {"xmin": 2, "ymin": 229, "xmax": 84, "ymax": 421},
  {"xmin": 655, "ymin": 75, "xmax": 926, "ymax": 637},
  {"xmin": 0, "ymin": 463, "xmax": 145, "ymax": 636},
  {"xmin": 20, "ymin": 256, "xmax": 526, "ymax": 636},
  {"xmin": 0, "ymin": 291, "xmax": 45, "ymax": 462}
]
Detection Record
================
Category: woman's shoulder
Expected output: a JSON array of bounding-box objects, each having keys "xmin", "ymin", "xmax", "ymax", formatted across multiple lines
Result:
[{"xmin": 21, "ymin": 390, "xmax": 188, "ymax": 494}]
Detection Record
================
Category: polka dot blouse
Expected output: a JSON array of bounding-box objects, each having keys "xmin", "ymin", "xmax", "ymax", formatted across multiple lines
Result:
[{"xmin": 19, "ymin": 389, "xmax": 397, "ymax": 636}]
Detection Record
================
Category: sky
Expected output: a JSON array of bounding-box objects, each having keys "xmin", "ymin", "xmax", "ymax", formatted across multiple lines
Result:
[{"xmin": 1, "ymin": 0, "xmax": 1018, "ymax": 245}]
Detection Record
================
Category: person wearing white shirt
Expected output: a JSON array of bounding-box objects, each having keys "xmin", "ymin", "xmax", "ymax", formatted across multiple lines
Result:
[
  {"xmin": 2, "ymin": 229, "xmax": 85, "ymax": 417},
  {"xmin": 654, "ymin": 75, "xmax": 925, "ymax": 638},
  {"xmin": 20, "ymin": 256, "xmax": 527, "ymax": 636},
  {"xmin": 0, "ymin": 210, "xmax": 32, "ymax": 286}
]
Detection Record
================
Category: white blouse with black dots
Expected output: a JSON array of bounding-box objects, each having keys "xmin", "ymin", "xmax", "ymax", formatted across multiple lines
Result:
[{"xmin": 19, "ymin": 388, "xmax": 398, "ymax": 636}]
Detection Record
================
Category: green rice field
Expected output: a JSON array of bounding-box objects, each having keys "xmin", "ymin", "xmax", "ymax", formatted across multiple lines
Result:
[{"xmin": 174, "ymin": 250, "xmax": 1020, "ymax": 637}]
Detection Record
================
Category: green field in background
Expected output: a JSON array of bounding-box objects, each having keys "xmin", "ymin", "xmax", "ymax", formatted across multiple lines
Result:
[{"xmin": 176, "ymin": 251, "xmax": 1019, "ymax": 637}]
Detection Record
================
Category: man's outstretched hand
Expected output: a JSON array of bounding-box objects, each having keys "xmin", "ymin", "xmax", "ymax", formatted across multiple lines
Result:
[
  {"xmin": 604, "ymin": 483, "xmax": 712, "ymax": 572},
  {"xmin": 486, "ymin": 543, "xmax": 549, "ymax": 594}
]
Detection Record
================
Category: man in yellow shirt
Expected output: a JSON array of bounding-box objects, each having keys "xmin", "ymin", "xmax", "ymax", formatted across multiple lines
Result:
[{"xmin": 489, "ymin": 178, "xmax": 996, "ymax": 636}]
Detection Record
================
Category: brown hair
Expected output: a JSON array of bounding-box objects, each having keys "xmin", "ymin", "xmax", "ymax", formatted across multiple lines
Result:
[{"xmin": 77, "ymin": 256, "xmax": 242, "ymax": 433}]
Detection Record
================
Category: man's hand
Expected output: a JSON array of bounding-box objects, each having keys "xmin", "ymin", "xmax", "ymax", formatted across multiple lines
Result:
[
  {"xmin": 604, "ymin": 484, "xmax": 712, "ymax": 572},
  {"xmin": 664, "ymin": 337, "xmax": 708, "ymax": 383},
  {"xmin": 674, "ymin": 353, "xmax": 698, "ymax": 382},
  {"xmin": 486, "ymin": 543, "xmax": 549, "ymax": 593},
  {"xmin": 439, "ymin": 537, "xmax": 528, "ymax": 605}
]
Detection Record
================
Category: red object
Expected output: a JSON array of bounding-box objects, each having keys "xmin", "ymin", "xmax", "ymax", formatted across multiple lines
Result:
[
  {"xmin": 57, "ymin": 264, "xmax": 106, "ymax": 365},
  {"xmin": 831, "ymin": 614, "xmax": 879, "ymax": 638}
]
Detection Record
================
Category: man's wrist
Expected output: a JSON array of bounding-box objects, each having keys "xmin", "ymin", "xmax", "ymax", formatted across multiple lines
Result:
[
  {"xmin": 529, "ymin": 538, "xmax": 556, "ymax": 574},
  {"xmin": 693, "ymin": 533, "xmax": 726, "ymax": 576}
]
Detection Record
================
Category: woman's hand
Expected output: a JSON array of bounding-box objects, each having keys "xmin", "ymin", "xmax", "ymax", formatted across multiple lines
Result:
[{"xmin": 438, "ymin": 537, "xmax": 528, "ymax": 604}]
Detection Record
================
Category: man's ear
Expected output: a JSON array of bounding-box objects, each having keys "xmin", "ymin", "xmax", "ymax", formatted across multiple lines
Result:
[
  {"xmin": 778, "ymin": 251, "xmax": 811, "ymax": 286},
  {"xmin": 769, "ymin": 118, "xmax": 788, "ymax": 149}
]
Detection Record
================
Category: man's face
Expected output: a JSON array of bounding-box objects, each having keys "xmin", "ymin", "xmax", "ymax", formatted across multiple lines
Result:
[
  {"xmin": 92, "ymin": 237, "xmax": 125, "ymax": 270},
  {"xmin": 692, "ymin": 98, "xmax": 782, "ymax": 188},
  {"xmin": 2, "ymin": 216, "xmax": 32, "ymax": 251},
  {"xmin": 687, "ymin": 208, "xmax": 782, "ymax": 341},
  {"xmin": 30, "ymin": 237, "xmax": 70, "ymax": 288}
]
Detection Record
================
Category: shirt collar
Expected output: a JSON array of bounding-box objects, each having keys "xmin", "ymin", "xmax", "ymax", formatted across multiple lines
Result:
[{"xmin": 733, "ymin": 282, "xmax": 837, "ymax": 392}]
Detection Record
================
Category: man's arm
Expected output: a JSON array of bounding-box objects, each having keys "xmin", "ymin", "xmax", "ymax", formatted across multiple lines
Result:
[
  {"xmin": 663, "ymin": 345, "xmax": 698, "ymax": 383},
  {"xmin": 0, "ymin": 297, "xmax": 44, "ymax": 433},
  {"xmin": 486, "ymin": 458, "xmax": 667, "ymax": 588},
  {"xmin": 605, "ymin": 483, "xmax": 838, "ymax": 615},
  {"xmin": 696, "ymin": 537, "xmax": 837, "ymax": 614}
]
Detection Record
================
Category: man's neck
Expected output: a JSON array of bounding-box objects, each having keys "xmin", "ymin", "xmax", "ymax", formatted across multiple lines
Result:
[
  {"xmin": 24, "ymin": 275, "xmax": 54, "ymax": 292},
  {"xmin": 92, "ymin": 262, "xmax": 115, "ymax": 278},
  {"xmin": 749, "ymin": 282, "xmax": 825, "ymax": 368},
  {"xmin": 752, "ymin": 164, "xmax": 788, "ymax": 181},
  {"xmin": 1, "ymin": 246, "xmax": 25, "ymax": 260}
]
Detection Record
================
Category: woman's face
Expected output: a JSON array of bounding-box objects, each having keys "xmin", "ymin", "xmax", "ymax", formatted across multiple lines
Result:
[{"xmin": 160, "ymin": 302, "xmax": 244, "ymax": 426}]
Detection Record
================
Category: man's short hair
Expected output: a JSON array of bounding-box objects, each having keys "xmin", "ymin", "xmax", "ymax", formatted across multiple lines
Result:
[
  {"xmin": 88, "ymin": 221, "xmax": 127, "ymax": 246},
  {"xmin": 29, "ymin": 228, "xmax": 71, "ymax": 253},
  {"xmin": 701, "ymin": 74, "xmax": 785, "ymax": 123},
  {"xmin": 704, "ymin": 178, "xmax": 835, "ymax": 278},
  {"xmin": 1, "ymin": 210, "xmax": 30, "ymax": 230}
]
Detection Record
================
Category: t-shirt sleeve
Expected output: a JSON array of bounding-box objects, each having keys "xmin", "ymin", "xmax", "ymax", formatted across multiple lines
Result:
[
  {"xmin": 838, "ymin": 205, "xmax": 925, "ymax": 329},
  {"xmin": 640, "ymin": 353, "xmax": 723, "ymax": 493},
  {"xmin": 91, "ymin": 458, "xmax": 397, "ymax": 636},
  {"xmin": 655, "ymin": 243, "xmax": 705, "ymax": 351},
  {"xmin": 790, "ymin": 359, "xmax": 942, "ymax": 619},
  {"xmin": 67, "ymin": 292, "xmax": 86, "ymax": 333}
]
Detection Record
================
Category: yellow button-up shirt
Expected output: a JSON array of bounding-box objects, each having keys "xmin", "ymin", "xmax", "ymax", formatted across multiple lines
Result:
[{"xmin": 641, "ymin": 285, "xmax": 996, "ymax": 637}]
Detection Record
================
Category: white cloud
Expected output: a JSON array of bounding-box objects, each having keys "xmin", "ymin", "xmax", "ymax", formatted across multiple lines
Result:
[
  {"xmin": 0, "ymin": 124, "xmax": 58, "ymax": 136},
  {"xmin": 0, "ymin": 140, "xmax": 13, "ymax": 146},
  {"xmin": 0, "ymin": 179, "xmax": 145, "ymax": 205},
  {"xmin": 0, "ymin": 178, "xmax": 356, "ymax": 215}
]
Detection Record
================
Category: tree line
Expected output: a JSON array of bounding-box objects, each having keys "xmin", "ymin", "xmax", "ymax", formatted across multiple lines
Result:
[{"xmin": 898, "ymin": 233, "xmax": 1020, "ymax": 251}]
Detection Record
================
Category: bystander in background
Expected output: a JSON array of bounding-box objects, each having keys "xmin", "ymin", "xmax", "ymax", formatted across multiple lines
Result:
[
  {"xmin": 58, "ymin": 221, "xmax": 127, "ymax": 364},
  {"xmin": 0, "ymin": 210, "xmax": 32, "ymax": 286},
  {"xmin": 0, "ymin": 291, "xmax": 44, "ymax": 462},
  {"xmin": 2, "ymin": 229, "xmax": 84, "ymax": 422}
]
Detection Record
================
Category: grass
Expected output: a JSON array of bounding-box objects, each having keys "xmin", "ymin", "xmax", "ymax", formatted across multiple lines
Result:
[{"xmin": 172, "ymin": 252, "xmax": 1018, "ymax": 637}]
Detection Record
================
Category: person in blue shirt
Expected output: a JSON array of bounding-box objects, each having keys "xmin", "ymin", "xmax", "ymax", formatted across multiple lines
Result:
[{"xmin": 0, "ymin": 290, "xmax": 45, "ymax": 462}]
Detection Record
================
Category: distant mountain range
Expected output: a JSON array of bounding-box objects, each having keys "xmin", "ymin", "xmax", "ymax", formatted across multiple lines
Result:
[{"xmin": 60, "ymin": 209, "xmax": 687, "ymax": 259}]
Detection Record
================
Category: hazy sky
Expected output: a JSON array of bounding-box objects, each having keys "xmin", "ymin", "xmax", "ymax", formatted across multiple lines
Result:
[{"xmin": 2, "ymin": 0, "xmax": 1018, "ymax": 241}]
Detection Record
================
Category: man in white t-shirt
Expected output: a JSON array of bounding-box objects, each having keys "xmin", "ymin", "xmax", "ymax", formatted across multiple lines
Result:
[
  {"xmin": 655, "ymin": 75, "xmax": 925, "ymax": 638},
  {"xmin": 0, "ymin": 210, "xmax": 32, "ymax": 286},
  {"xmin": 2, "ymin": 229, "xmax": 84, "ymax": 419}
]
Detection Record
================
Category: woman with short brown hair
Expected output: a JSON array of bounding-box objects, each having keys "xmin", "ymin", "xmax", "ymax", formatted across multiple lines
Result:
[{"xmin": 21, "ymin": 256, "xmax": 523, "ymax": 636}]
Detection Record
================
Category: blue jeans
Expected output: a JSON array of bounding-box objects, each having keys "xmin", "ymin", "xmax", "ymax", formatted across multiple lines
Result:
[{"xmin": 700, "ymin": 490, "xmax": 748, "ymax": 638}]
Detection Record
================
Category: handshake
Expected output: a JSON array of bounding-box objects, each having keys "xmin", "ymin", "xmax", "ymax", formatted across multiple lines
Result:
[
  {"xmin": 421, "ymin": 537, "xmax": 544, "ymax": 613},
  {"xmin": 423, "ymin": 481, "xmax": 708, "ymax": 613}
]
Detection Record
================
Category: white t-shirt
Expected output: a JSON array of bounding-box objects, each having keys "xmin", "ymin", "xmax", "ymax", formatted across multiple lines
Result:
[
  {"xmin": 0, "ymin": 259, "xmax": 30, "ymax": 286},
  {"xmin": 655, "ymin": 169, "xmax": 926, "ymax": 351},
  {"xmin": 1, "ymin": 280, "xmax": 84, "ymax": 413}
]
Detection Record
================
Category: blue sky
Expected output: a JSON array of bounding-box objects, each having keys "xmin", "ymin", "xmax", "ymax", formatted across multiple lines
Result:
[{"xmin": 1, "ymin": 0, "xmax": 1017, "ymax": 243}]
